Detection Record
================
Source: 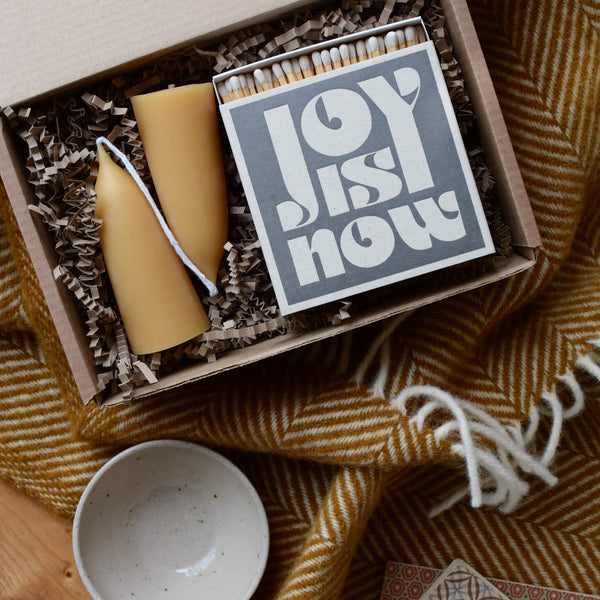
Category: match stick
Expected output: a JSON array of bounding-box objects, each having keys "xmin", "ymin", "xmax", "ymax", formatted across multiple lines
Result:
[
  {"xmin": 239, "ymin": 75, "xmax": 250, "ymax": 97},
  {"xmin": 281, "ymin": 60, "xmax": 295, "ymax": 83},
  {"xmin": 292, "ymin": 58, "xmax": 304, "ymax": 81},
  {"xmin": 299, "ymin": 55, "xmax": 314, "ymax": 78},
  {"xmin": 384, "ymin": 31, "xmax": 399, "ymax": 53},
  {"xmin": 417, "ymin": 26, "xmax": 427, "ymax": 43},
  {"xmin": 340, "ymin": 43, "xmax": 351, "ymax": 67},
  {"xmin": 367, "ymin": 36, "xmax": 381, "ymax": 59},
  {"xmin": 312, "ymin": 50, "xmax": 324, "ymax": 74},
  {"xmin": 272, "ymin": 62, "xmax": 288, "ymax": 86},
  {"xmin": 265, "ymin": 68, "xmax": 279, "ymax": 88},
  {"xmin": 245, "ymin": 73, "xmax": 257, "ymax": 95},
  {"xmin": 356, "ymin": 39, "xmax": 367, "ymax": 62},
  {"xmin": 330, "ymin": 47, "xmax": 342, "ymax": 69},
  {"xmin": 396, "ymin": 29, "xmax": 407, "ymax": 49},
  {"xmin": 228, "ymin": 75, "xmax": 244, "ymax": 100},
  {"xmin": 321, "ymin": 49, "xmax": 333, "ymax": 72},
  {"xmin": 405, "ymin": 26, "xmax": 417, "ymax": 47},
  {"xmin": 216, "ymin": 81, "xmax": 231, "ymax": 103},
  {"xmin": 253, "ymin": 68, "xmax": 272, "ymax": 92},
  {"xmin": 348, "ymin": 43, "xmax": 357, "ymax": 64}
]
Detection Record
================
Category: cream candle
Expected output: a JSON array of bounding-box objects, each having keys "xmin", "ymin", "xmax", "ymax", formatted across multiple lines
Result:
[
  {"xmin": 131, "ymin": 83, "xmax": 229, "ymax": 284},
  {"xmin": 95, "ymin": 144, "xmax": 210, "ymax": 355}
]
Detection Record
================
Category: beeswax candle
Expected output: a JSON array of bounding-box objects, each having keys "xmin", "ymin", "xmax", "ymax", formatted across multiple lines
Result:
[
  {"xmin": 95, "ymin": 145, "xmax": 210, "ymax": 355},
  {"xmin": 131, "ymin": 84, "xmax": 228, "ymax": 284}
]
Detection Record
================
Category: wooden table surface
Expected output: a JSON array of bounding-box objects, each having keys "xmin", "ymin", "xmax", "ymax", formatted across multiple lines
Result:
[{"xmin": 0, "ymin": 479, "xmax": 91, "ymax": 599}]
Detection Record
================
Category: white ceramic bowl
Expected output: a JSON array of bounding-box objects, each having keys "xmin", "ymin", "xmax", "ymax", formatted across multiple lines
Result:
[{"xmin": 73, "ymin": 440, "xmax": 269, "ymax": 600}]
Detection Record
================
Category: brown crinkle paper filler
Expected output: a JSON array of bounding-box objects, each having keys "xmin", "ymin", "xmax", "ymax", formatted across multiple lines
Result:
[{"xmin": 3, "ymin": 0, "xmax": 512, "ymax": 402}]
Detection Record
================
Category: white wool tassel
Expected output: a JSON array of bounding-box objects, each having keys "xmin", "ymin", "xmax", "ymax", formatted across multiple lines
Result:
[
  {"xmin": 392, "ymin": 385, "xmax": 560, "ymax": 515},
  {"xmin": 394, "ymin": 385, "xmax": 485, "ymax": 508}
]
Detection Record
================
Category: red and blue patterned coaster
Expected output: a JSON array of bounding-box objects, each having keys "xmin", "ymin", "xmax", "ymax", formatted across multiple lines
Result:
[{"xmin": 380, "ymin": 559, "xmax": 600, "ymax": 600}]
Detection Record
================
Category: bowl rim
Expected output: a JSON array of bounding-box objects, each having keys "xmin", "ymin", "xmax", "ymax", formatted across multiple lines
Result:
[{"xmin": 72, "ymin": 439, "xmax": 270, "ymax": 600}]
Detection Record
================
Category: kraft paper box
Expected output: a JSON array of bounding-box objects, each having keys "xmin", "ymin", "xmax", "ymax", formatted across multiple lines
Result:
[
  {"xmin": 215, "ymin": 20, "xmax": 495, "ymax": 315},
  {"xmin": 0, "ymin": 0, "xmax": 541, "ymax": 406}
]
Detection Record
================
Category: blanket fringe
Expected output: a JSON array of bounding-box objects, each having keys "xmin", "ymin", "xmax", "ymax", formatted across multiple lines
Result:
[{"xmin": 357, "ymin": 332, "xmax": 600, "ymax": 515}]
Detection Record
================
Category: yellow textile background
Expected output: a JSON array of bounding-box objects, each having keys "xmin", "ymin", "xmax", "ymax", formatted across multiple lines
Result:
[{"xmin": 1, "ymin": 0, "xmax": 600, "ymax": 598}]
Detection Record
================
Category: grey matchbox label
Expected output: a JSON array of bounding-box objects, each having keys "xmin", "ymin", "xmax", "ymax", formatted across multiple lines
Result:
[{"xmin": 221, "ymin": 42, "xmax": 494, "ymax": 314}]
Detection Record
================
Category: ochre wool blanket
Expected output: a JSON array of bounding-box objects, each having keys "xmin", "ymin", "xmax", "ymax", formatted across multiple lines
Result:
[{"xmin": 1, "ymin": 0, "xmax": 600, "ymax": 598}]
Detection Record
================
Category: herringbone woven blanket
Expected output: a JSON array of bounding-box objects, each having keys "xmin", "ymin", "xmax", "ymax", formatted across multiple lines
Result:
[{"xmin": 1, "ymin": 0, "xmax": 600, "ymax": 598}]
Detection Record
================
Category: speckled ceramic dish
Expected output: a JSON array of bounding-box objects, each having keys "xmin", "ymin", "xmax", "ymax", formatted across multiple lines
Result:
[{"xmin": 73, "ymin": 440, "xmax": 269, "ymax": 600}]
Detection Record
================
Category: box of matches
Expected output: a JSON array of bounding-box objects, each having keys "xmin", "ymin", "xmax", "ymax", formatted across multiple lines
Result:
[{"xmin": 215, "ymin": 19, "xmax": 496, "ymax": 314}]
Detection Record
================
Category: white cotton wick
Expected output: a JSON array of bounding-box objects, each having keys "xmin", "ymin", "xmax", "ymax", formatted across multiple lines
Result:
[{"xmin": 95, "ymin": 137, "xmax": 217, "ymax": 296}]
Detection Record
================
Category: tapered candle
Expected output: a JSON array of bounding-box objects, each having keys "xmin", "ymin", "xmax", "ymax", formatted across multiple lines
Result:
[
  {"xmin": 131, "ymin": 83, "xmax": 228, "ymax": 284},
  {"xmin": 94, "ymin": 145, "xmax": 210, "ymax": 355}
]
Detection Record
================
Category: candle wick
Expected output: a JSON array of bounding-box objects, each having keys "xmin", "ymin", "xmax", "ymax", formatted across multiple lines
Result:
[{"xmin": 95, "ymin": 137, "xmax": 218, "ymax": 297}]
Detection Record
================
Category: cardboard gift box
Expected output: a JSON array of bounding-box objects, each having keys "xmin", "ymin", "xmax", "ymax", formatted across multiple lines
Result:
[{"xmin": 0, "ymin": 0, "xmax": 541, "ymax": 406}]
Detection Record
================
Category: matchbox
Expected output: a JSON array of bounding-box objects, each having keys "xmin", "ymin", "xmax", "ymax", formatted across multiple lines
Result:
[{"xmin": 215, "ymin": 21, "xmax": 495, "ymax": 314}]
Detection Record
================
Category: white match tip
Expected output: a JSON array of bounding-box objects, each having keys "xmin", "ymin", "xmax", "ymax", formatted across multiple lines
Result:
[
  {"xmin": 299, "ymin": 55, "xmax": 311, "ymax": 70},
  {"xmin": 281, "ymin": 59, "xmax": 293, "ymax": 75},
  {"xmin": 272, "ymin": 63, "xmax": 285, "ymax": 78},
  {"xmin": 367, "ymin": 36, "xmax": 379, "ymax": 55},
  {"xmin": 349, "ymin": 43, "xmax": 357, "ymax": 60},
  {"xmin": 330, "ymin": 47, "xmax": 341, "ymax": 64},
  {"xmin": 356, "ymin": 39, "xmax": 366, "ymax": 56},
  {"xmin": 320, "ymin": 49, "xmax": 331, "ymax": 65},
  {"xmin": 396, "ymin": 29, "xmax": 406, "ymax": 45},
  {"xmin": 385, "ymin": 31, "xmax": 397, "ymax": 50},
  {"xmin": 253, "ymin": 68, "xmax": 266, "ymax": 85},
  {"xmin": 229, "ymin": 75, "xmax": 241, "ymax": 91},
  {"xmin": 292, "ymin": 58, "xmax": 302, "ymax": 74},
  {"xmin": 340, "ymin": 43, "xmax": 350, "ymax": 61},
  {"xmin": 405, "ymin": 26, "xmax": 416, "ymax": 42},
  {"xmin": 311, "ymin": 50, "xmax": 322, "ymax": 66},
  {"xmin": 216, "ymin": 82, "xmax": 228, "ymax": 99}
]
